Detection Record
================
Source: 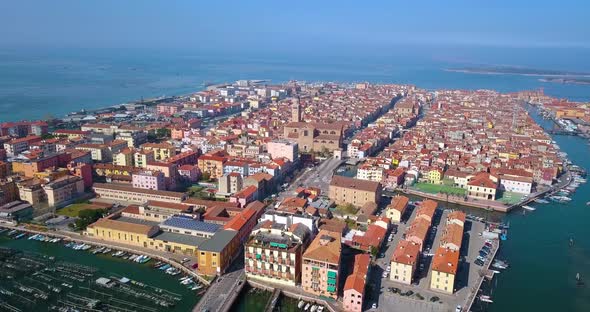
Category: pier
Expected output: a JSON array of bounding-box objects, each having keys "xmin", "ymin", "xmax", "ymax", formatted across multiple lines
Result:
[{"xmin": 462, "ymin": 239, "xmax": 500, "ymax": 311}]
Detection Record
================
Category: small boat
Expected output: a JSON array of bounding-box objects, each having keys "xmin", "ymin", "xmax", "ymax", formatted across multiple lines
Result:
[
  {"xmin": 479, "ymin": 295, "xmax": 493, "ymax": 303},
  {"xmin": 298, "ymin": 300, "xmax": 305, "ymax": 309},
  {"xmin": 311, "ymin": 305, "xmax": 318, "ymax": 312},
  {"xmin": 522, "ymin": 205, "xmax": 536, "ymax": 211},
  {"xmin": 534, "ymin": 198, "xmax": 549, "ymax": 204},
  {"xmin": 317, "ymin": 307, "xmax": 324, "ymax": 312},
  {"xmin": 304, "ymin": 303, "xmax": 311, "ymax": 311},
  {"xmin": 102, "ymin": 248, "xmax": 112, "ymax": 254},
  {"xmin": 14, "ymin": 233, "xmax": 26, "ymax": 239},
  {"xmin": 570, "ymin": 238, "xmax": 575, "ymax": 247}
]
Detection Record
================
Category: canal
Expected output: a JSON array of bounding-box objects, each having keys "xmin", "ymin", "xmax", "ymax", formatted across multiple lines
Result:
[
  {"xmin": 0, "ymin": 234, "xmax": 201, "ymax": 312},
  {"xmin": 483, "ymin": 107, "xmax": 590, "ymax": 312}
]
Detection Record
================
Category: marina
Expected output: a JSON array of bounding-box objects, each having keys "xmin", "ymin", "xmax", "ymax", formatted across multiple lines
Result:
[{"xmin": 0, "ymin": 229, "xmax": 202, "ymax": 312}]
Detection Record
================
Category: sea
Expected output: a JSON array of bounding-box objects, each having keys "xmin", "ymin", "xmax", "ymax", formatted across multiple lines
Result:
[{"xmin": 1, "ymin": 46, "xmax": 590, "ymax": 311}]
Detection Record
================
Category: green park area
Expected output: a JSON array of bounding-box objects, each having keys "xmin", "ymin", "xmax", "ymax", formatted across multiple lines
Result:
[
  {"xmin": 413, "ymin": 182, "xmax": 467, "ymax": 196},
  {"xmin": 496, "ymin": 191, "xmax": 525, "ymax": 205},
  {"xmin": 57, "ymin": 202, "xmax": 106, "ymax": 217}
]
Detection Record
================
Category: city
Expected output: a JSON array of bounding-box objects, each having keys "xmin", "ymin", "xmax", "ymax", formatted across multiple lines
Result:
[{"xmin": 0, "ymin": 80, "xmax": 585, "ymax": 312}]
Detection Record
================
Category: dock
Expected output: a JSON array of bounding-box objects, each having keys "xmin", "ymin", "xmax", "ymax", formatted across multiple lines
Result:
[
  {"xmin": 463, "ymin": 238, "xmax": 500, "ymax": 311},
  {"xmin": 264, "ymin": 289, "xmax": 281, "ymax": 312}
]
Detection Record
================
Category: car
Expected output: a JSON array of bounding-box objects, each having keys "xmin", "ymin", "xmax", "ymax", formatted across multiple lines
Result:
[
  {"xmin": 456, "ymin": 305, "xmax": 462, "ymax": 312},
  {"xmin": 479, "ymin": 251, "xmax": 488, "ymax": 258},
  {"xmin": 382, "ymin": 272, "xmax": 388, "ymax": 278},
  {"xmin": 371, "ymin": 303, "xmax": 378, "ymax": 309},
  {"xmin": 181, "ymin": 258, "xmax": 190, "ymax": 263},
  {"xmin": 474, "ymin": 259, "xmax": 484, "ymax": 266},
  {"xmin": 191, "ymin": 263, "xmax": 199, "ymax": 269}
]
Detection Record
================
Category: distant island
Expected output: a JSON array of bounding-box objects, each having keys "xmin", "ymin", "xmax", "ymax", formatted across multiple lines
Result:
[
  {"xmin": 539, "ymin": 77, "xmax": 590, "ymax": 85},
  {"xmin": 446, "ymin": 65, "xmax": 590, "ymax": 77},
  {"xmin": 446, "ymin": 65, "xmax": 590, "ymax": 86}
]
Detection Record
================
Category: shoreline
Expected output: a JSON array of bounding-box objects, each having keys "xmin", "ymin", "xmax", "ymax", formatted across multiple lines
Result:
[{"xmin": 444, "ymin": 68, "xmax": 590, "ymax": 78}]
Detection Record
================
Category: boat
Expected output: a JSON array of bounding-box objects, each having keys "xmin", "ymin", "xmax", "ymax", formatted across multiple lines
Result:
[
  {"xmin": 522, "ymin": 205, "xmax": 536, "ymax": 211},
  {"xmin": 570, "ymin": 237, "xmax": 575, "ymax": 247},
  {"xmin": 492, "ymin": 260, "xmax": 509, "ymax": 269},
  {"xmin": 534, "ymin": 198, "xmax": 549, "ymax": 204},
  {"xmin": 317, "ymin": 307, "xmax": 324, "ymax": 312},
  {"xmin": 311, "ymin": 305, "xmax": 318, "ymax": 312},
  {"xmin": 479, "ymin": 295, "xmax": 493, "ymax": 303},
  {"xmin": 298, "ymin": 300, "xmax": 305, "ymax": 309},
  {"xmin": 304, "ymin": 303, "xmax": 311, "ymax": 311},
  {"xmin": 14, "ymin": 233, "xmax": 26, "ymax": 239}
]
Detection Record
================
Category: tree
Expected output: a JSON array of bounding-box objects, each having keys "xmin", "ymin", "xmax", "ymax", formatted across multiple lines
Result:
[
  {"xmin": 156, "ymin": 128, "xmax": 171, "ymax": 138},
  {"xmin": 73, "ymin": 208, "xmax": 107, "ymax": 231}
]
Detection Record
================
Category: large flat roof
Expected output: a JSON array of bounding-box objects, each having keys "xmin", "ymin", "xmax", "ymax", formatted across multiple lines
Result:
[{"xmin": 152, "ymin": 231, "xmax": 206, "ymax": 247}]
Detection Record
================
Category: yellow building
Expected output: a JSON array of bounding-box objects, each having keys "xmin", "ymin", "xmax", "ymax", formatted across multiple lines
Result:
[
  {"xmin": 386, "ymin": 195, "xmax": 409, "ymax": 223},
  {"xmin": 134, "ymin": 150, "xmax": 155, "ymax": 168},
  {"xmin": 85, "ymin": 216, "xmax": 160, "ymax": 248},
  {"xmin": 113, "ymin": 149, "xmax": 134, "ymax": 167},
  {"xmin": 430, "ymin": 247, "xmax": 459, "ymax": 294},
  {"xmin": 141, "ymin": 143, "xmax": 175, "ymax": 161},
  {"xmin": 428, "ymin": 168, "xmax": 443, "ymax": 184},
  {"xmin": 197, "ymin": 230, "xmax": 239, "ymax": 276},
  {"xmin": 197, "ymin": 154, "xmax": 227, "ymax": 179},
  {"xmin": 390, "ymin": 240, "xmax": 420, "ymax": 285}
]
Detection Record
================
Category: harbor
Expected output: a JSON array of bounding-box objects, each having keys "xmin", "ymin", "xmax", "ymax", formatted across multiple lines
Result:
[{"xmin": 0, "ymin": 228, "xmax": 204, "ymax": 312}]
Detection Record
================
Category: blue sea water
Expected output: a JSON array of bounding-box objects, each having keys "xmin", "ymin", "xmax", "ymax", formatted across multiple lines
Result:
[
  {"xmin": 0, "ymin": 46, "xmax": 590, "ymax": 311},
  {"xmin": 1, "ymin": 46, "xmax": 589, "ymax": 122}
]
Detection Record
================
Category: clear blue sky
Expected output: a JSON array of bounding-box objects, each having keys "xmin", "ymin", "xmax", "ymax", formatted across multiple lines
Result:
[{"xmin": 0, "ymin": 0, "xmax": 588, "ymax": 50}]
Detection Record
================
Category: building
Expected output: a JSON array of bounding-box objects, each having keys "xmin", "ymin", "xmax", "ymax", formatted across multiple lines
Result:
[
  {"xmin": 302, "ymin": 230, "xmax": 342, "ymax": 299},
  {"xmin": 113, "ymin": 148, "xmax": 135, "ymax": 167},
  {"xmin": 141, "ymin": 143, "xmax": 175, "ymax": 161},
  {"xmin": 43, "ymin": 176, "xmax": 85, "ymax": 207},
  {"xmin": 267, "ymin": 140, "xmax": 299, "ymax": 162},
  {"xmin": 390, "ymin": 240, "xmax": 420, "ymax": 285},
  {"xmin": 0, "ymin": 201, "xmax": 34, "ymax": 223},
  {"xmin": 386, "ymin": 195, "xmax": 409, "ymax": 223},
  {"xmin": 198, "ymin": 152, "xmax": 228, "ymax": 179},
  {"xmin": 218, "ymin": 172, "xmax": 243, "ymax": 195},
  {"xmin": 498, "ymin": 173, "xmax": 533, "ymax": 195},
  {"xmin": 446, "ymin": 211, "xmax": 466, "ymax": 227},
  {"xmin": 3, "ymin": 135, "xmax": 42, "ymax": 156},
  {"xmin": 430, "ymin": 247, "xmax": 459, "ymax": 294},
  {"xmin": 160, "ymin": 215, "xmax": 220, "ymax": 238},
  {"xmin": 85, "ymin": 215, "xmax": 160, "ymax": 248},
  {"xmin": 467, "ymin": 173, "xmax": 497, "ymax": 200},
  {"xmin": 131, "ymin": 170, "xmax": 166, "ymax": 190},
  {"xmin": 343, "ymin": 254, "xmax": 371, "ymax": 312},
  {"xmin": 416, "ymin": 200, "xmax": 437, "ymax": 223},
  {"xmin": 123, "ymin": 200, "xmax": 193, "ymax": 222},
  {"xmin": 75, "ymin": 143, "xmax": 111, "ymax": 162},
  {"xmin": 196, "ymin": 229, "xmax": 239, "ymax": 276},
  {"xmin": 329, "ymin": 176, "xmax": 381, "ymax": 208},
  {"xmin": 405, "ymin": 218, "xmax": 430, "ymax": 249},
  {"xmin": 440, "ymin": 223, "xmax": 463, "ymax": 251},
  {"xmin": 93, "ymin": 183, "xmax": 186, "ymax": 204},
  {"xmin": 245, "ymin": 221, "xmax": 311, "ymax": 287},
  {"xmin": 134, "ymin": 150, "xmax": 155, "ymax": 168}
]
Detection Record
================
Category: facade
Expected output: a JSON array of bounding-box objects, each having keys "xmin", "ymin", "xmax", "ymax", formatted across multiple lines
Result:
[
  {"xmin": 390, "ymin": 240, "xmax": 420, "ymax": 285},
  {"xmin": 43, "ymin": 176, "xmax": 85, "ymax": 207},
  {"xmin": 0, "ymin": 201, "xmax": 34, "ymax": 222},
  {"xmin": 92, "ymin": 183, "xmax": 187, "ymax": 204},
  {"xmin": 267, "ymin": 140, "xmax": 299, "ymax": 162},
  {"xmin": 430, "ymin": 247, "xmax": 459, "ymax": 294},
  {"xmin": 467, "ymin": 174, "xmax": 497, "ymax": 200},
  {"xmin": 131, "ymin": 170, "xmax": 166, "ymax": 190},
  {"xmin": 197, "ymin": 229, "xmax": 239, "ymax": 276},
  {"xmin": 329, "ymin": 176, "xmax": 382, "ymax": 208},
  {"xmin": 198, "ymin": 153, "xmax": 227, "ymax": 179},
  {"xmin": 134, "ymin": 150, "xmax": 155, "ymax": 168},
  {"xmin": 218, "ymin": 172, "xmax": 243, "ymax": 195},
  {"xmin": 498, "ymin": 174, "xmax": 533, "ymax": 194},
  {"xmin": 245, "ymin": 221, "xmax": 311, "ymax": 287},
  {"xmin": 141, "ymin": 143, "xmax": 175, "ymax": 161},
  {"xmin": 302, "ymin": 230, "xmax": 342, "ymax": 299},
  {"xmin": 386, "ymin": 195, "xmax": 409, "ymax": 223},
  {"xmin": 85, "ymin": 216, "xmax": 160, "ymax": 248}
]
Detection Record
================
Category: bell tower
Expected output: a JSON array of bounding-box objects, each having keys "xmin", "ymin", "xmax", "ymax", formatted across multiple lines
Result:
[{"xmin": 291, "ymin": 97, "xmax": 302, "ymax": 123}]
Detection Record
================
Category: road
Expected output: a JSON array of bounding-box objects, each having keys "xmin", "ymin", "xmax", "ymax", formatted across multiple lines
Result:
[{"xmin": 277, "ymin": 157, "xmax": 345, "ymax": 202}]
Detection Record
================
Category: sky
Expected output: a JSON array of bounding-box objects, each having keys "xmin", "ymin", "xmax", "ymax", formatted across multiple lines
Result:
[{"xmin": 0, "ymin": 0, "xmax": 588, "ymax": 51}]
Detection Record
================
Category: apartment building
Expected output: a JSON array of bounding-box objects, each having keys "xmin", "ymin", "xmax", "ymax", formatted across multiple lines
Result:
[
  {"xmin": 245, "ymin": 221, "xmax": 311, "ymax": 286},
  {"xmin": 390, "ymin": 240, "xmax": 421, "ymax": 285},
  {"xmin": 386, "ymin": 195, "xmax": 409, "ymax": 223},
  {"xmin": 430, "ymin": 247, "xmax": 459, "ymax": 294},
  {"xmin": 92, "ymin": 183, "xmax": 186, "ymax": 204},
  {"xmin": 302, "ymin": 230, "xmax": 342, "ymax": 299}
]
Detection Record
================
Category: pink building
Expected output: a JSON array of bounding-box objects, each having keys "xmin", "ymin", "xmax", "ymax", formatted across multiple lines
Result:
[
  {"xmin": 267, "ymin": 140, "xmax": 299, "ymax": 162},
  {"xmin": 131, "ymin": 170, "xmax": 166, "ymax": 190},
  {"xmin": 156, "ymin": 103, "xmax": 183, "ymax": 116},
  {"xmin": 230, "ymin": 185, "xmax": 258, "ymax": 207},
  {"xmin": 343, "ymin": 254, "xmax": 371, "ymax": 312}
]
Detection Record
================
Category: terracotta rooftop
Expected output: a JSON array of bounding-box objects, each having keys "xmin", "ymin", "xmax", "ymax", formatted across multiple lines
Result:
[
  {"xmin": 391, "ymin": 240, "xmax": 421, "ymax": 265},
  {"xmin": 388, "ymin": 195, "xmax": 409, "ymax": 212},
  {"xmin": 303, "ymin": 229, "xmax": 342, "ymax": 265},
  {"xmin": 330, "ymin": 175, "xmax": 381, "ymax": 193},
  {"xmin": 431, "ymin": 247, "xmax": 459, "ymax": 275}
]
